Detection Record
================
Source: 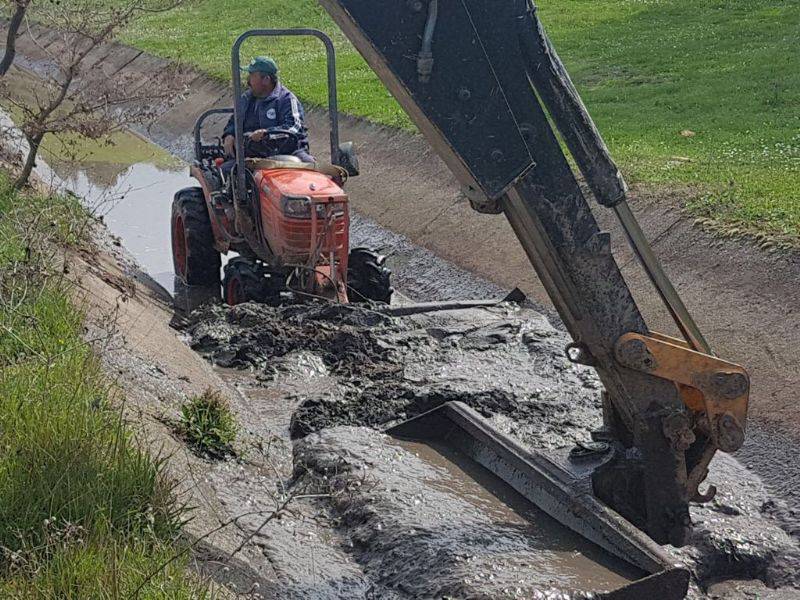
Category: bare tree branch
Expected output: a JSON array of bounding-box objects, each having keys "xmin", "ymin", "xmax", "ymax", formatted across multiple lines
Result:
[
  {"xmin": 2, "ymin": 0, "xmax": 188, "ymax": 188},
  {"xmin": 0, "ymin": 0, "xmax": 31, "ymax": 77}
]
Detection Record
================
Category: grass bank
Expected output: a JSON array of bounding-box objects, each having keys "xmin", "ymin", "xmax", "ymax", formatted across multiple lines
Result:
[
  {"xmin": 0, "ymin": 173, "xmax": 206, "ymax": 597},
  {"xmin": 123, "ymin": 0, "xmax": 799, "ymax": 244}
]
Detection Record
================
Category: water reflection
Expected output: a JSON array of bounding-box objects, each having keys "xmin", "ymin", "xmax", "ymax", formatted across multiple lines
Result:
[{"xmin": 51, "ymin": 160, "xmax": 194, "ymax": 293}]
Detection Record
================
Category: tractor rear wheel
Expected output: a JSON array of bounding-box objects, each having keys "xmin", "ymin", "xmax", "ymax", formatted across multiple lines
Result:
[
  {"xmin": 171, "ymin": 187, "xmax": 220, "ymax": 287},
  {"xmin": 347, "ymin": 247, "xmax": 393, "ymax": 304},
  {"xmin": 223, "ymin": 258, "xmax": 269, "ymax": 306}
]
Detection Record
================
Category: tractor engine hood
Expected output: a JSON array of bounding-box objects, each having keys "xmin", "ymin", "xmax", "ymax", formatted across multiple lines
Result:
[{"xmin": 258, "ymin": 168, "xmax": 346, "ymax": 200}]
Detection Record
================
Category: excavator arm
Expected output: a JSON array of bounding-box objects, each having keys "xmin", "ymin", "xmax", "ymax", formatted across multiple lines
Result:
[{"xmin": 318, "ymin": 0, "xmax": 749, "ymax": 545}]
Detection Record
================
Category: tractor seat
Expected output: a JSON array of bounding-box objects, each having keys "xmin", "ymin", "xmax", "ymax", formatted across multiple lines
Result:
[
  {"xmin": 245, "ymin": 156, "xmax": 315, "ymax": 170},
  {"xmin": 269, "ymin": 154, "xmax": 303, "ymax": 163}
]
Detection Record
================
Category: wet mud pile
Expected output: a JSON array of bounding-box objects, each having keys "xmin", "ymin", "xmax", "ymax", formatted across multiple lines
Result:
[
  {"xmin": 190, "ymin": 301, "xmax": 401, "ymax": 377},
  {"xmin": 188, "ymin": 300, "xmax": 602, "ymax": 450},
  {"xmin": 186, "ymin": 300, "xmax": 800, "ymax": 598},
  {"xmin": 668, "ymin": 451, "xmax": 800, "ymax": 595},
  {"xmin": 293, "ymin": 426, "xmax": 637, "ymax": 599}
]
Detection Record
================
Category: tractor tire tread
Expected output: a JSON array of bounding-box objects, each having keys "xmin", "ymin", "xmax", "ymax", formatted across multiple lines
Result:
[
  {"xmin": 223, "ymin": 258, "xmax": 271, "ymax": 305},
  {"xmin": 348, "ymin": 248, "xmax": 393, "ymax": 304},
  {"xmin": 172, "ymin": 187, "xmax": 220, "ymax": 287}
]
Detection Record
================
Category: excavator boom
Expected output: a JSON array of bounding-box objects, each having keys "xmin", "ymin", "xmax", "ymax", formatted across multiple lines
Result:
[{"xmin": 318, "ymin": 0, "xmax": 749, "ymax": 547}]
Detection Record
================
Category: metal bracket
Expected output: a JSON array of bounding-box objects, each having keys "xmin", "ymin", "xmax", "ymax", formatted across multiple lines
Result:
[
  {"xmin": 462, "ymin": 184, "xmax": 501, "ymax": 214},
  {"xmin": 615, "ymin": 332, "xmax": 749, "ymax": 453}
]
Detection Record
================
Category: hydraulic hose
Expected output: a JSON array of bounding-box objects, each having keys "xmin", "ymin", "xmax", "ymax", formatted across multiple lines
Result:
[{"xmin": 418, "ymin": 0, "xmax": 438, "ymax": 82}]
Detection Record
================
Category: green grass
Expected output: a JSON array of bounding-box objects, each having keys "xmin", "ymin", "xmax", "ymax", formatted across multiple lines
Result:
[
  {"xmin": 123, "ymin": 2, "xmax": 409, "ymax": 128},
  {"xmin": 0, "ymin": 173, "xmax": 206, "ymax": 597},
  {"xmin": 178, "ymin": 390, "xmax": 237, "ymax": 458},
  {"xmin": 122, "ymin": 0, "xmax": 799, "ymax": 243}
]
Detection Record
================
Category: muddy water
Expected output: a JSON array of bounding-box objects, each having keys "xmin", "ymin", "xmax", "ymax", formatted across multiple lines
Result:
[
  {"xmin": 297, "ymin": 426, "xmax": 632, "ymax": 598},
  {"xmin": 394, "ymin": 438, "xmax": 643, "ymax": 590},
  {"xmin": 51, "ymin": 157, "xmax": 193, "ymax": 292},
  {"xmin": 213, "ymin": 350, "xmax": 335, "ymax": 443}
]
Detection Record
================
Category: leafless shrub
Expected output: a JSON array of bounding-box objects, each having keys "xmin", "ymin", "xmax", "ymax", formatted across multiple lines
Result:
[{"xmin": 1, "ymin": 0, "xmax": 189, "ymax": 189}]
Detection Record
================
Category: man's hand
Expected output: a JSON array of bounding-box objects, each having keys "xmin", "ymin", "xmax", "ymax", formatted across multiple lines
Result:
[
  {"xmin": 223, "ymin": 134, "xmax": 235, "ymax": 157},
  {"xmin": 248, "ymin": 129, "xmax": 269, "ymax": 143}
]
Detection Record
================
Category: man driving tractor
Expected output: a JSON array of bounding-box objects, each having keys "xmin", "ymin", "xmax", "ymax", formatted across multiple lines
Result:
[
  {"xmin": 221, "ymin": 56, "xmax": 314, "ymax": 167},
  {"xmin": 173, "ymin": 29, "xmax": 393, "ymax": 310}
]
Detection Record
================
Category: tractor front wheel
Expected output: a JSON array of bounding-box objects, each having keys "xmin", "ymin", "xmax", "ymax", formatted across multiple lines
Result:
[
  {"xmin": 347, "ymin": 247, "xmax": 393, "ymax": 304},
  {"xmin": 171, "ymin": 187, "xmax": 220, "ymax": 287},
  {"xmin": 223, "ymin": 258, "xmax": 270, "ymax": 306}
]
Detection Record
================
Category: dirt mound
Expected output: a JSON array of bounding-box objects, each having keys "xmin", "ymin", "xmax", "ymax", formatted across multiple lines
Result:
[
  {"xmin": 186, "ymin": 300, "xmax": 602, "ymax": 450},
  {"xmin": 189, "ymin": 301, "xmax": 401, "ymax": 375}
]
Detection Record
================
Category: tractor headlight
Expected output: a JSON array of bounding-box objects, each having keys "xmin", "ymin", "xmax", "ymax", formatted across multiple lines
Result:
[{"xmin": 281, "ymin": 195, "xmax": 311, "ymax": 219}]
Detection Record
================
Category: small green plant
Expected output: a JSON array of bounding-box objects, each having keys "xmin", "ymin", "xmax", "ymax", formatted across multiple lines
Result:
[{"xmin": 178, "ymin": 390, "xmax": 238, "ymax": 458}]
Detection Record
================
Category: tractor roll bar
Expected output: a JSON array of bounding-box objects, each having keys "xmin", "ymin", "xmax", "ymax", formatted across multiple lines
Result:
[
  {"xmin": 232, "ymin": 29, "xmax": 341, "ymax": 205},
  {"xmin": 193, "ymin": 107, "xmax": 234, "ymax": 161}
]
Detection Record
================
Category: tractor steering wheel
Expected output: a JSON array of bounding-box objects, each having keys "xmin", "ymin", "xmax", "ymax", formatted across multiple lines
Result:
[{"xmin": 243, "ymin": 128, "xmax": 302, "ymax": 157}]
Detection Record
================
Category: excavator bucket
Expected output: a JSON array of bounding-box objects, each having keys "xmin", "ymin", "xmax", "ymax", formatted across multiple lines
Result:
[{"xmin": 387, "ymin": 402, "xmax": 690, "ymax": 599}]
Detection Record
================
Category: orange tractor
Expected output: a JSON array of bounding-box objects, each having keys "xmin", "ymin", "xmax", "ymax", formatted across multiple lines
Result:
[{"xmin": 171, "ymin": 29, "xmax": 392, "ymax": 306}]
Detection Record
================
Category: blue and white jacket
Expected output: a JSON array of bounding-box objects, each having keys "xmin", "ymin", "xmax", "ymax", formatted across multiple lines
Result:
[{"xmin": 223, "ymin": 83, "xmax": 310, "ymax": 152}]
